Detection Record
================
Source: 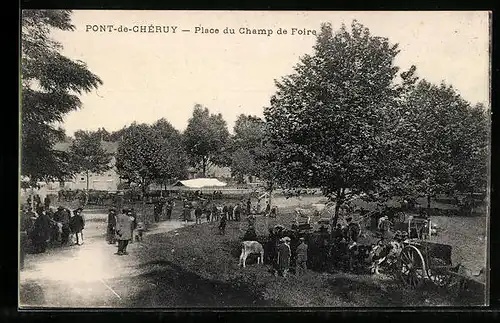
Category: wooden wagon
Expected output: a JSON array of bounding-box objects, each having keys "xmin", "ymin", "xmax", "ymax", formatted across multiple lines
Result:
[
  {"xmin": 398, "ymin": 239, "xmax": 456, "ymax": 288},
  {"xmin": 397, "ymin": 239, "xmax": 486, "ymax": 295}
]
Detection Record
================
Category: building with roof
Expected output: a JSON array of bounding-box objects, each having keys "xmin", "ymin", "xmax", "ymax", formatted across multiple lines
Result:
[{"xmin": 52, "ymin": 140, "xmax": 121, "ymax": 191}]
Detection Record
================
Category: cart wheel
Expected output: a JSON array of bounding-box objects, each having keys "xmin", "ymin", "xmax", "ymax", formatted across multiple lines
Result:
[{"xmin": 399, "ymin": 245, "xmax": 426, "ymax": 289}]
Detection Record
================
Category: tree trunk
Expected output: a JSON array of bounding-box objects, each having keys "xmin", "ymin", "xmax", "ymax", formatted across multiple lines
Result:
[
  {"xmin": 331, "ymin": 188, "xmax": 343, "ymax": 230},
  {"xmin": 469, "ymin": 188, "xmax": 474, "ymax": 216},
  {"xmin": 427, "ymin": 194, "xmax": 431, "ymax": 216},
  {"xmin": 30, "ymin": 186, "xmax": 34, "ymax": 212},
  {"xmin": 269, "ymin": 186, "xmax": 273, "ymax": 209},
  {"xmin": 85, "ymin": 171, "xmax": 90, "ymax": 206},
  {"xmin": 202, "ymin": 157, "xmax": 207, "ymax": 177}
]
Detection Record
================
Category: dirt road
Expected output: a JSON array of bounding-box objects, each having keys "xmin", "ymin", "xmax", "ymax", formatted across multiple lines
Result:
[{"xmin": 19, "ymin": 212, "xmax": 194, "ymax": 308}]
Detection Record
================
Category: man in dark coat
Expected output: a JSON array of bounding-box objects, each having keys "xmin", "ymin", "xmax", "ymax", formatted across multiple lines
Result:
[
  {"xmin": 277, "ymin": 237, "xmax": 291, "ymax": 277},
  {"xmin": 115, "ymin": 210, "xmax": 133, "ymax": 255},
  {"xmin": 218, "ymin": 212, "xmax": 227, "ymax": 235},
  {"xmin": 270, "ymin": 205, "xmax": 278, "ymax": 218},
  {"xmin": 32, "ymin": 208, "xmax": 51, "ymax": 253},
  {"xmin": 53, "ymin": 206, "xmax": 64, "ymax": 222},
  {"xmin": 129, "ymin": 209, "xmax": 137, "ymax": 244},
  {"xmin": 59, "ymin": 207, "xmax": 71, "ymax": 245},
  {"xmin": 107, "ymin": 208, "xmax": 117, "ymax": 244},
  {"xmin": 246, "ymin": 198, "xmax": 252, "ymax": 215},
  {"xmin": 228, "ymin": 203, "xmax": 234, "ymax": 221},
  {"xmin": 44, "ymin": 196, "xmax": 51, "ymax": 209},
  {"xmin": 195, "ymin": 206, "xmax": 203, "ymax": 224},
  {"xmin": 204, "ymin": 204, "xmax": 211, "ymax": 223},
  {"xmin": 222, "ymin": 203, "xmax": 228, "ymax": 220},
  {"xmin": 153, "ymin": 201, "xmax": 162, "ymax": 223},
  {"xmin": 211, "ymin": 204, "xmax": 218, "ymax": 223},
  {"xmin": 46, "ymin": 207, "xmax": 60, "ymax": 245},
  {"xmin": 70, "ymin": 208, "xmax": 85, "ymax": 245},
  {"xmin": 234, "ymin": 203, "xmax": 242, "ymax": 221},
  {"xmin": 165, "ymin": 200, "xmax": 172, "ymax": 220},
  {"xmin": 183, "ymin": 202, "xmax": 191, "ymax": 223},
  {"xmin": 51, "ymin": 206, "xmax": 66, "ymax": 244},
  {"xmin": 295, "ymin": 237, "xmax": 308, "ymax": 276},
  {"xmin": 265, "ymin": 202, "xmax": 271, "ymax": 217}
]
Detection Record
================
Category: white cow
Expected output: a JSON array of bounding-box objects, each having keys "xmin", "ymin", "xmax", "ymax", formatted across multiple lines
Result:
[
  {"xmin": 294, "ymin": 204, "xmax": 327, "ymax": 224},
  {"xmin": 239, "ymin": 241, "xmax": 264, "ymax": 268}
]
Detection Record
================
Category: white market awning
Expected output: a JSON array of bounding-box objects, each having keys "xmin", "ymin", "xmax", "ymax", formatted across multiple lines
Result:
[{"xmin": 173, "ymin": 178, "xmax": 227, "ymax": 189}]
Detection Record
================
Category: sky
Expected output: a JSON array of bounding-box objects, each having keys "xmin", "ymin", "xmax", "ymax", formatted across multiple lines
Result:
[{"xmin": 48, "ymin": 10, "xmax": 490, "ymax": 137}]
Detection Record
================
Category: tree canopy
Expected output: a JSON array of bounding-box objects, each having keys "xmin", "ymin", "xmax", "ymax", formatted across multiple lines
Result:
[
  {"xmin": 396, "ymin": 79, "xmax": 490, "ymax": 207},
  {"xmin": 68, "ymin": 130, "xmax": 112, "ymax": 191},
  {"xmin": 230, "ymin": 114, "xmax": 266, "ymax": 182},
  {"xmin": 115, "ymin": 120, "xmax": 188, "ymax": 196},
  {"xmin": 264, "ymin": 21, "xmax": 403, "ymax": 224},
  {"xmin": 184, "ymin": 104, "xmax": 230, "ymax": 176},
  {"xmin": 150, "ymin": 119, "xmax": 189, "ymax": 187},
  {"xmin": 21, "ymin": 10, "xmax": 102, "ymax": 184}
]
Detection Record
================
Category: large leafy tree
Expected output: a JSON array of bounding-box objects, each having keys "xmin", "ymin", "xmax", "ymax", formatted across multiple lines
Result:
[
  {"xmin": 452, "ymin": 102, "xmax": 489, "ymax": 198},
  {"xmin": 230, "ymin": 114, "xmax": 266, "ymax": 182},
  {"xmin": 150, "ymin": 119, "xmax": 189, "ymax": 192},
  {"xmin": 184, "ymin": 104, "xmax": 230, "ymax": 177},
  {"xmin": 21, "ymin": 10, "xmax": 102, "ymax": 185},
  {"xmin": 115, "ymin": 120, "xmax": 189, "ymax": 198},
  {"xmin": 264, "ymin": 21, "xmax": 402, "ymax": 226},
  {"xmin": 400, "ymin": 80, "xmax": 490, "ymax": 212},
  {"xmin": 68, "ymin": 130, "xmax": 112, "ymax": 198},
  {"xmin": 115, "ymin": 123, "xmax": 157, "ymax": 199}
]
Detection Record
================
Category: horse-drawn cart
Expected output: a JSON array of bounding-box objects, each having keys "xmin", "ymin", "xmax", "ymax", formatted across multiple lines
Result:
[
  {"xmin": 398, "ymin": 239, "xmax": 486, "ymax": 294},
  {"xmin": 399, "ymin": 239, "xmax": 456, "ymax": 288}
]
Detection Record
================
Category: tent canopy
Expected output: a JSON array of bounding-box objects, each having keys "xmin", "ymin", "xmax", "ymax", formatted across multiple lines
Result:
[{"xmin": 173, "ymin": 178, "xmax": 227, "ymax": 189}]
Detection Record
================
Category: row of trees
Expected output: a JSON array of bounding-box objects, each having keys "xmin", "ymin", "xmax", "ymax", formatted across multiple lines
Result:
[
  {"xmin": 264, "ymin": 21, "xmax": 490, "ymax": 224},
  {"xmin": 22, "ymin": 11, "xmax": 489, "ymax": 225},
  {"xmin": 66, "ymin": 106, "xmax": 267, "ymax": 199}
]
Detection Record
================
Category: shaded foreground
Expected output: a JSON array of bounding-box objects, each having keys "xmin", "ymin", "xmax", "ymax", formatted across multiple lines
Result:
[{"xmin": 132, "ymin": 215, "xmax": 486, "ymax": 307}]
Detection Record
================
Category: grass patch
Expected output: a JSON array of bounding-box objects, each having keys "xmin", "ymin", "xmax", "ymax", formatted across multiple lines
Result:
[{"xmin": 132, "ymin": 204, "xmax": 486, "ymax": 307}]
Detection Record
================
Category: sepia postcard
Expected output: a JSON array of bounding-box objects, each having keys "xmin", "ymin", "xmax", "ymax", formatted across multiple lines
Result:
[{"xmin": 19, "ymin": 10, "xmax": 491, "ymax": 309}]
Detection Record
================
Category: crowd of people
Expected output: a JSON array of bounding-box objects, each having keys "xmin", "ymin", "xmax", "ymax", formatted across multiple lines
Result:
[
  {"xmin": 273, "ymin": 236, "xmax": 309, "ymax": 278},
  {"xmin": 20, "ymin": 195, "xmax": 87, "ymax": 269},
  {"xmin": 20, "ymin": 192, "xmax": 281, "ymax": 269},
  {"xmin": 179, "ymin": 197, "xmax": 279, "ymax": 235}
]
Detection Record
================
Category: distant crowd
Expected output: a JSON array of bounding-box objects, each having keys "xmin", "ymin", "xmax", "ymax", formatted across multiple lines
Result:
[{"xmin": 175, "ymin": 196, "xmax": 278, "ymax": 232}]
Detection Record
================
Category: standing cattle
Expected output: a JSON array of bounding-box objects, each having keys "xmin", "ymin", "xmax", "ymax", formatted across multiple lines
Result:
[
  {"xmin": 294, "ymin": 203, "xmax": 332, "ymax": 224},
  {"xmin": 294, "ymin": 208, "xmax": 313, "ymax": 224},
  {"xmin": 239, "ymin": 241, "xmax": 264, "ymax": 268}
]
